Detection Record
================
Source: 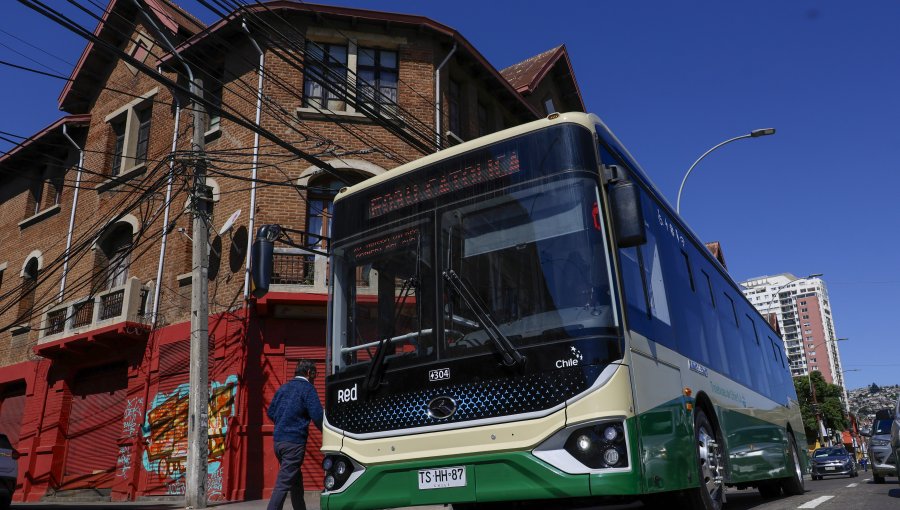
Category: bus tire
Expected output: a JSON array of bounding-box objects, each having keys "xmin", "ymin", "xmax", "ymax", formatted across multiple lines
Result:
[
  {"xmin": 780, "ymin": 433, "xmax": 805, "ymax": 495},
  {"xmin": 683, "ymin": 409, "xmax": 725, "ymax": 510}
]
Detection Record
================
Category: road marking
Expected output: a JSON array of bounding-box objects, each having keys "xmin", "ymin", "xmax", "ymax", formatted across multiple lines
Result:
[
  {"xmin": 798, "ymin": 495, "xmax": 835, "ymax": 508},
  {"xmin": 846, "ymin": 482, "xmax": 858, "ymax": 487}
]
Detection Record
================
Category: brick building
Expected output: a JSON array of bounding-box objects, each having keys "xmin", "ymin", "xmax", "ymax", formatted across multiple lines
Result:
[{"xmin": 0, "ymin": 0, "xmax": 583, "ymax": 503}]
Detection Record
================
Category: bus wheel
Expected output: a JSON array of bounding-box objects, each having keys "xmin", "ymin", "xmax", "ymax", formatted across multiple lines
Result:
[
  {"xmin": 780, "ymin": 433, "xmax": 805, "ymax": 495},
  {"xmin": 683, "ymin": 409, "xmax": 725, "ymax": 510}
]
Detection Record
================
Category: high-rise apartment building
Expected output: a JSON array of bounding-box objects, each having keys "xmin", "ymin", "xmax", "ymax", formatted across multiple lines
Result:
[{"xmin": 740, "ymin": 274, "xmax": 847, "ymax": 393}]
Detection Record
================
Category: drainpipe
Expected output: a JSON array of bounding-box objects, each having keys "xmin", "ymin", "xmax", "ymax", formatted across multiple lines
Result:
[
  {"xmin": 152, "ymin": 102, "xmax": 181, "ymax": 326},
  {"xmin": 434, "ymin": 42, "xmax": 457, "ymax": 150},
  {"xmin": 242, "ymin": 20, "xmax": 265, "ymax": 300},
  {"xmin": 60, "ymin": 123, "xmax": 84, "ymax": 302}
]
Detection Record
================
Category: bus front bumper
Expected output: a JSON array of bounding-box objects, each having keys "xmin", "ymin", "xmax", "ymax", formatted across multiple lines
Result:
[{"xmin": 320, "ymin": 450, "xmax": 642, "ymax": 510}]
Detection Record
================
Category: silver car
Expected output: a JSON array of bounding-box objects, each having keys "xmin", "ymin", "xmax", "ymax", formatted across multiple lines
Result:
[{"xmin": 867, "ymin": 418, "xmax": 896, "ymax": 483}]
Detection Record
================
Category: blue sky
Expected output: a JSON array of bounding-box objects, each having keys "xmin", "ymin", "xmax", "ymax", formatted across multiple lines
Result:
[{"xmin": 1, "ymin": 1, "xmax": 898, "ymax": 389}]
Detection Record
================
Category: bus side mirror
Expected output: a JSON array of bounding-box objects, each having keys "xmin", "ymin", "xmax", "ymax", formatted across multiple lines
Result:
[
  {"xmin": 608, "ymin": 180, "xmax": 646, "ymax": 248},
  {"xmin": 251, "ymin": 225, "xmax": 280, "ymax": 298}
]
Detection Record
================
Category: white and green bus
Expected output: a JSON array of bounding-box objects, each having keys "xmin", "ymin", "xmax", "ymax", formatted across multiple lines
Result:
[{"xmin": 259, "ymin": 112, "xmax": 807, "ymax": 509}]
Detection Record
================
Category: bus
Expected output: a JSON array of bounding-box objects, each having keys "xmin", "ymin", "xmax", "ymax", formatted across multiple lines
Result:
[{"xmin": 254, "ymin": 112, "xmax": 807, "ymax": 510}]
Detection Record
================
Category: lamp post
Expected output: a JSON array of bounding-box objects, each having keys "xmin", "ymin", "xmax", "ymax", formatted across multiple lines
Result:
[{"xmin": 676, "ymin": 128, "xmax": 776, "ymax": 214}]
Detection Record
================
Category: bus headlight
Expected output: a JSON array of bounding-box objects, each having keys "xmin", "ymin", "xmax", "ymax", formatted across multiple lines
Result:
[
  {"xmin": 534, "ymin": 419, "xmax": 629, "ymax": 473},
  {"xmin": 576, "ymin": 434, "xmax": 593, "ymax": 452},
  {"xmin": 603, "ymin": 425, "xmax": 618, "ymax": 442},
  {"xmin": 322, "ymin": 454, "xmax": 361, "ymax": 493},
  {"xmin": 603, "ymin": 447, "xmax": 622, "ymax": 465}
]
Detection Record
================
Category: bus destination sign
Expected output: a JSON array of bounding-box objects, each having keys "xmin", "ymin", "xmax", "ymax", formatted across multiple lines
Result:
[
  {"xmin": 352, "ymin": 227, "xmax": 419, "ymax": 262},
  {"xmin": 367, "ymin": 150, "xmax": 521, "ymax": 219}
]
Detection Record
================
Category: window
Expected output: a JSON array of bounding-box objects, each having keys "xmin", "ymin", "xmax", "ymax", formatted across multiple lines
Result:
[
  {"xmin": 96, "ymin": 223, "xmax": 133, "ymax": 290},
  {"xmin": 134, "ymin": 106, "xmax": 152, "ymax": 165},
  {"xmin": 105, "ymin": 96, "xmax": 155, "ymax": 177},
  {"xmin": 682, "ymin": 251, "xmax": 695, "ymax": 291},
  {"xmin": 110, "ymin": 119, "xmax": 126, "ymax": 176},
  {"xmin": 18, "ymin": 258, "xmax": 39, "ymax": 322},
  {"xmin": 702, "ymin": 270, "xmax": 715, "ymax": 307},
  {"xmin": 724, "ymin": 294, "xmax": 738, "ymax": 326},
  {"xmin": 448, "ymin": 78, "xmax": 461, "ymax": 138},
  {"xmin": 303, "ymin": 41, "xmax": 348, "ymax": 111},
  {"xmin": 28, "ymin": 175, "xmax": 43, "ymax": 217},
  {"xmin": 206, "ymin": 66, "xmax": 225, "ymax": 133},
  {"xmin": 356, "ymin": 47, "xmax": 398, "ymax": 115}
]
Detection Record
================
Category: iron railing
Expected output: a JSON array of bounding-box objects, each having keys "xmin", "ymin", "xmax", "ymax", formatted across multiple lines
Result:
[{"xmin": 38, "ymin": 278, "xmax": 152, "ymax": 344}]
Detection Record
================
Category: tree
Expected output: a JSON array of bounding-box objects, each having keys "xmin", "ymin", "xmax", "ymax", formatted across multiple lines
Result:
[
  {"xmin": 869, "ymin": 382, "xmax": 880, "ymax": 394},
  {"xmin": 793, "ymin": 371, "xmax": 849, "ymax": 443}
]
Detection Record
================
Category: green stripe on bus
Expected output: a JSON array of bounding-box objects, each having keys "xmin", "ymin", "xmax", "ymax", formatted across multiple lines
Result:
[{"xmin": 321, "ymin": 447, "xmax": 646, "ymax": 510}]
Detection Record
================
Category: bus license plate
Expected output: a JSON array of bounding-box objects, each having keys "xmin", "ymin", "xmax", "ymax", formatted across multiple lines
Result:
[{"xmin": 418, "ymin": 466, "xmax": 466, "ymax": 490}]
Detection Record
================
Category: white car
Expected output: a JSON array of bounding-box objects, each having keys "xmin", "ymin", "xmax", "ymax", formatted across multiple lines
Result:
[{"xmin": 0, "ymin": 434, "xmax": 18, "ymax": 509}]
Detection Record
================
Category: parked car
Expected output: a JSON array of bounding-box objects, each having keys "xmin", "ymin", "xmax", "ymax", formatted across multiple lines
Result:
[
  {"xmin": 0, "ymin": 434, "xmax": 18, "ymax": 509},
  {"xmin": 810, "ymin": 446, "xmax": 858, "ymax": 480},
  {"xmin": 867, "ymin": 417, "xmax": 897, "ymax": 483},
  {"xmin": 892, "ymin": 394, "xmax": 900, "ymax": 485}
]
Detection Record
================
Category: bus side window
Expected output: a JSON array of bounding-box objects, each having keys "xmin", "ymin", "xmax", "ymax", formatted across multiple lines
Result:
[
  {"xmin": 769, "ymin": 336, "xmax": 789, "ymax": 404},
  {"xmin": 697, "ymin": 268, "xmax": 727, "ymax": 375},
  {"xmin": 638, "ymin": 206, "xmax": 676, "ymax": 351},
  {"xmin": 719, "ymin": 292, "xmax": 750, "ymax": 387},
  {"xmin": 672, "ymin": 249, "xmax": 709, "ymax": 366},
  {"xmin": 742, "ymin": 314, "xmax": 771, "ymax": 399},
  {"xmin": 618, "ymin": 246, "xmax": 652, "ymax": 336}
]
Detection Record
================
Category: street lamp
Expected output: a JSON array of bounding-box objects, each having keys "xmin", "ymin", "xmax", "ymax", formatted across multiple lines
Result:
[{"xmin": 676, "ymin": 128, "xmax": 776, "ymax": 214}]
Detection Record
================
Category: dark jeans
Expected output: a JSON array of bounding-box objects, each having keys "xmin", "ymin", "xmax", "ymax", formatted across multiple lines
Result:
[{"xmin": 267, "ymin": 441, "xmax": 307, "ymax": 510}]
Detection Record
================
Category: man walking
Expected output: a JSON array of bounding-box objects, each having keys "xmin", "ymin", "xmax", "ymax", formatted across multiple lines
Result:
[{"xmin": 267, "ymin": 360, "xmax": 323, "ymax": 510}]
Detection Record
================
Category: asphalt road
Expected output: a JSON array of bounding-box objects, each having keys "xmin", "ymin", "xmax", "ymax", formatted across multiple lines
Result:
[{"xmin": 8, "ymin": 474, "xmax": 900, "ymax": 510}]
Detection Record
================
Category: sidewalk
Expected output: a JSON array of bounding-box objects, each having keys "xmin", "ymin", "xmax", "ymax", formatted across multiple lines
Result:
[
  {"xmin": 11, "ymin": 492, "xmax": 447, "ymax": 510},
  {"xmin": 210, "ymin": 492, "xmax": 445, "ymax": 510}
]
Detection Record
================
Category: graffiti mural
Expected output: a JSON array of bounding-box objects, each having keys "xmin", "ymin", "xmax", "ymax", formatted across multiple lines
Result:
[
  {"xmin": 117, "ymin": 446, "xmax": 132, "ymax": 478},
  {"xmin": 142, "ymin": 375, "xmax": 238, "ymax": 498}
]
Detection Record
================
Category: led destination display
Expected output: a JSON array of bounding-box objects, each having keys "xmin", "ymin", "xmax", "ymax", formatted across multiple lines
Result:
[{"xmin": 367, "ymin": 150, "xmax": 521, "ymax": 219}]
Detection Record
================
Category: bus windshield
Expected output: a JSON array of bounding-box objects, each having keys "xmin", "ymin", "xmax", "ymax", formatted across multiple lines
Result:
[
  {"xmin": 330, "ymin": 173, "xmax": 617, "ymax": 373},
  {"xmin": 441, "ymin": 176, "xmax": 616, "ymax": 355}
]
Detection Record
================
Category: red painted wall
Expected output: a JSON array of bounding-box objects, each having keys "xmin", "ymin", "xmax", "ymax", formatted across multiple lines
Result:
[{"xmin": 0, "ymin": 304, "xmax": 328, "ymax": 503}]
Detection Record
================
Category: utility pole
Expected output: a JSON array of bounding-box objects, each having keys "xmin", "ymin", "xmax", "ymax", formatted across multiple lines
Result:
[
  {"xmin": 186, "ymin": 76, "xmax": 209, "ymax": 509},
  {"xmin": 809, "ymin": 374, "xmax": 827, "ymax": 447},
  {"xmin": 126, "ymin": 2, "xmax": 209, "ymax": 506}
]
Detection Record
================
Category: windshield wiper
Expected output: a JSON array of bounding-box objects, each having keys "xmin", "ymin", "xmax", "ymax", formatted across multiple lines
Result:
[
  {"xmin": 363, "ymin": 276, "xmax": 418, "ymax": 394},
  {"xmin": 442, "ymin": 270, "xmax": 526, "ymax": 368}
]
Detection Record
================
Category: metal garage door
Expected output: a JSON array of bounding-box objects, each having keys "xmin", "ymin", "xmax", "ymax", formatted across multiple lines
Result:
[{"xmin": 63, "ymin": 363, "xmax": 128, "ymax": 489}]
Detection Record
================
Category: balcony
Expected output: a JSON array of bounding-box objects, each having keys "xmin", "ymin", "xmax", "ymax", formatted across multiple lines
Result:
[
  {"xmin": 38, "ymin": 277, "xmax": 152, "ymax": 345},
  {"xmin": 269, "ymin": 248, "xmax": 327, "ymax": 293}
]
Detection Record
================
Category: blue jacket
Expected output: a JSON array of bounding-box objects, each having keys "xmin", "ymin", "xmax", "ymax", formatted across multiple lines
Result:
[{"xmin": 267, "ymin": 376, "xmax": 324, "ymax": 444}]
